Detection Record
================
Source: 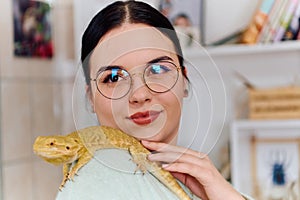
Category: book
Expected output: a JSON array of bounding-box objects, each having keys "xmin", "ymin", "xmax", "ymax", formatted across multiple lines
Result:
[
  {"xmin": 282, "ymin": 1, "xmax": 300, "ymax": 40},
  {"xmin": 263, "ymin": 0, "xmax": 290, "ymax": 43},
  {"xmin": 240, "ymin": 0, "xmax": 276, "ymax": 44},
  {"xmin": 257, "ymin": 0, "xmax": 284, "ymax": 43},
  {"xmin": 273, "ymin": 0, "xmax": 299, "ymax": 42},
  {"xmin": 298, "ymin": 23, "xmax": 300, "ymax": 38}
]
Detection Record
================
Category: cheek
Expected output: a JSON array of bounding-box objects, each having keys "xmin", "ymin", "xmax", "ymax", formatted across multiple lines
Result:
[
  {"xmin": 166, "ymin": 78, "xmax": 185, "ymax": 118},
  {"xmin": 159, "ymin": 79, "xmax": 185, "ymax": 120},
  {"xmin": 164, "ymin": 92, "xmax": 183, "ymax": 119},
  {"xmin": 93, "ymin": 94, "xmax": 117, "ymax": 126},
  {"xmin": 170, "ymin": 77, "xmax": 185, "ymax": 106},
  {"xmin": 93, "ymin": 92, "xmax": 130, "ymax": 128}
]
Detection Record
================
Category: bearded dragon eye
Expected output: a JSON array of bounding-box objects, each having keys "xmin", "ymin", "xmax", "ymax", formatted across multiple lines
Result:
[
  {"xmin": 66, "ymin": 146, "xmax": 70, "ymax": 150},
  {"xmin": 50, "ymin": 142, "xmax": 54, "ymax": 146}
]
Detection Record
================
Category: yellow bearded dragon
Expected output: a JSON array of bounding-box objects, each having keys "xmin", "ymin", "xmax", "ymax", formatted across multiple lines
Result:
[{"xmin": 33, "ymin": 126, "xmax": 191, "ymax": 200}]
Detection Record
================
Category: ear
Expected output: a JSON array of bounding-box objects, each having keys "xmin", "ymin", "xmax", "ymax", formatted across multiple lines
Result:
[
  {"xmin": 184, "ymin": 89, "xmax": 188, "ymax": 97},
  {"xmin": 85, "ymin": 85, "xmax": 95, "ymax": 113},
  {"xmin": 183, "ymin": 66, "xmax": 188, "ymax": 78},
  {"xmin": 182, "ymin": 66, "xmax": 189, "ymax": 97},
  {"xmin": 183, "ymin": 85, "xmax": 189, "ymax": 97}
]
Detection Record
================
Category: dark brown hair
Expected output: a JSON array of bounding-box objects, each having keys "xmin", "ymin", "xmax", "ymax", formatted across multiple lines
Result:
[{"xmin": 81, "ymin": 0, "xmax": 186, "ymax": 86}]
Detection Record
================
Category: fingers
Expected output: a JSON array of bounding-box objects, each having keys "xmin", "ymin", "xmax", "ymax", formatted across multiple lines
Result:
[
  {"xmin": 142, "ymin": 140, "xmax": 213, "ymax": 199},
  {"xmin": 171, "ymin": 172, "xmax": 209, "ymax": 200},
  {"xmin": 142, "ymin": 140, "xmax": 207, "ymax": 159},
  {"xmin": 142, "ymin": 141, "xmax": 245, "ymax": 200},
  {"xmin": 142, "ymin": 140, "xmax": 209, "ymax": 165},
  {"xmin": 142, "ymin": 140, "xmax": 216, "ymax": 183},
  {"xmin": 142, "ymin": 140, "xmax": 184, "ymax": 152},
  {"xmin": 162, "ymin": 162, "xmax": 212, "ymax": 181},
  {"xmin": 149, "ymin": 151, "xmax": 209, "ymax": 168}
]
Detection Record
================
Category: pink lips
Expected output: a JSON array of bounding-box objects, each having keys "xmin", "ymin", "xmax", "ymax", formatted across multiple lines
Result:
[{"xmin": 129, "ymin": 110, "xmax": 161, "ymax": 125}]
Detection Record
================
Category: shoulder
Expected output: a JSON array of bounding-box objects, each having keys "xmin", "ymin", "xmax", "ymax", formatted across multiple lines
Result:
[{"xmin": 56, "ymin": 149, "xmax": 184, "ymax": 200}]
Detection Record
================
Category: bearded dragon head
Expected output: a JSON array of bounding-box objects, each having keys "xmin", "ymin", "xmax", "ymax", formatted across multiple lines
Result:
[{"xmin": 33, "ymin": 135, "xmax": 82, "ymax": 165}]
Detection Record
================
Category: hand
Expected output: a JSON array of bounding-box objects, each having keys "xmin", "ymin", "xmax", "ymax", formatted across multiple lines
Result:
[{"xmin": 141, "ymin": 140, "xmax": 244, "ymax": 200}]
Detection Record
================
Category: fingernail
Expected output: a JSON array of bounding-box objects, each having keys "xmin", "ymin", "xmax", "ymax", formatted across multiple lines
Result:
[
  {"xmin": 147, "ymin": 153, "xmax": 152, "ymax": 157},
  {"xmin": 162, "ymin": 164, "xmax": 169, "ymax": 169},
  {"xmin": 141, "ymin": 140, "xmax": 149, "ymax": 145}
]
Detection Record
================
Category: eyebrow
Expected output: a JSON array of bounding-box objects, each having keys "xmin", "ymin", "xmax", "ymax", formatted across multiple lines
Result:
[
  {"xmin": 147, "ymin": 56, "xmax": 174, "ymax": 64},
  {"xmin": 96, "ymin": 65, "xmax": 123, "ymax": 77},
  {"xmin": 96, "ymin": 56, "xmax": 174, "ymax": 75}
]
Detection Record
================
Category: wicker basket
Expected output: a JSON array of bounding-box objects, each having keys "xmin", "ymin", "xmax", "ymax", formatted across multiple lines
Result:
[{"xmin": 248, "ymin": 86, "xmax": 300, "ymax": 119}]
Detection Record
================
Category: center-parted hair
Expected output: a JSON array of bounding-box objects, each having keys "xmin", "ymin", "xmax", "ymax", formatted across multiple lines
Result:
[{"xmin": 81, "ymin": 0, "xmax": 185, "ymax": 86}]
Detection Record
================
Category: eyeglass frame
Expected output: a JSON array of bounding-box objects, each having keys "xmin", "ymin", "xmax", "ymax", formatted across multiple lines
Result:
[{"xmin": 89, "ymin": 61, "xmax": 182, "ymax": 100}]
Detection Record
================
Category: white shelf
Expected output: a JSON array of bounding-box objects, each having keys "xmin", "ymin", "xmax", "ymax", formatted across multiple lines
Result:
[
  {"xmin": 183, "ymin": 40, "xmax": 300, "ymax": 87},
  {"xmin": 184, "ymin": 41, "xmax": 300, "ymax": 58},
  {"xmin": 232, "ymin": 119, "xmax": 300, "ymax": 130}
]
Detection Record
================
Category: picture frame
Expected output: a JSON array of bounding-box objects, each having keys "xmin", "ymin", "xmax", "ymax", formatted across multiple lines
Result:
[
  {"xmin": 230, "ymin": 120, "xmax": 300, "ymax": 199},
  {"xmin": 13, "ymin": 0, "xmax": 54, "ymax": 58},
  {"xmin": 251, "ymin": 136, "xmax": 300, "ymax": 199},
  {"xmin": 157, "ymin": 0, "xmax": 204, "ymax": 47}
]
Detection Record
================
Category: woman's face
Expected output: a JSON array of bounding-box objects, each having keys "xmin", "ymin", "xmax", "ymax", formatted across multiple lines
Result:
[{"xmin": 88, "ymin": 23, "xmax": 187, "ymax": 144}]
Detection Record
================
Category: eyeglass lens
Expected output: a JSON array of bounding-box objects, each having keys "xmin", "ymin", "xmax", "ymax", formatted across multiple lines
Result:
[{"xmin": 95, "ymin": 62, "xmax": 179, "ymax": 99}]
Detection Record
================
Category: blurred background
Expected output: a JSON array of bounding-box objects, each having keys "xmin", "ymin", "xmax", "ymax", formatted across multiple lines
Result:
[{"xmin": 0, "ymin": 0, "xmax": 300, "ymax": 199}]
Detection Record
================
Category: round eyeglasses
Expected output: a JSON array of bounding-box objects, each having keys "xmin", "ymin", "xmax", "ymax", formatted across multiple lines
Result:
[{"xmin": 90, "ymin": 61, "xmax": 181, "ymax": 100}]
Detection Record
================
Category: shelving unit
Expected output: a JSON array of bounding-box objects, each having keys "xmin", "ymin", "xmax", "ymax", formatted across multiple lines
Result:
[
  {"xmin": 180, "ymin": 40, "xmax": 300, "ymax": 170},
  {"xmin": 184, "ymin": 41, "xmax": 300, "ymax": 56},
  {"xmin": 230, "ymin": 119, "xmax": 300, "ymax": 197},
  {"xmin": 197, "ymin": 39, "xmax": 300, "ymax": 198},
  {"xmin": 183, "ymin": 41, "xmax": 300, "ymax": 88}
]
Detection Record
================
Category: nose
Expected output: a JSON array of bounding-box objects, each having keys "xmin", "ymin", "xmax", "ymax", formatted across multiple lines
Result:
[{"xmin": 129, "ymin": 73, "xmax": 152, "ymax": 105}]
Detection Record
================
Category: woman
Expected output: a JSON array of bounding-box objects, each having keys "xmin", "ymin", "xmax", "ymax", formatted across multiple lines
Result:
[{"xmin": 57, "ymin": 1, "xmax": 251, "ymax": 199}]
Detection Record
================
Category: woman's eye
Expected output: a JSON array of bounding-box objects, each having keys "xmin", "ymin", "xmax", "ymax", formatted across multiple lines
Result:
[
  {"xmin": 101, "ymin": 69, "xmax": 129, "ymax": 83},
  {"xmin": 149, "ymin": 64, "xmax": 170, "ymax": 74},
  {"xmin": 104, "ymin": 74, "xmax": 119, "ymax": 83}
]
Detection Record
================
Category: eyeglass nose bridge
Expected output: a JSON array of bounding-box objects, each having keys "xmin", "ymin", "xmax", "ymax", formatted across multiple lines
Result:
[{"xmin": 129, "ymin": 72, "xmax": 147, "ymax": 89}]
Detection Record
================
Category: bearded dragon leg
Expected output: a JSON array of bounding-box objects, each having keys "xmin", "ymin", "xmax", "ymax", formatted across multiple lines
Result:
[
  {"xmin": 59, "ymin": 163, "xmax": 72, "ymax": 190},
  {"xmin": 68, "ymin": 151, "xmax": 93, "ymax": 181},
  {"xmin": 128, "ymin": 146, "xmax": 150, "ymax": 174}
]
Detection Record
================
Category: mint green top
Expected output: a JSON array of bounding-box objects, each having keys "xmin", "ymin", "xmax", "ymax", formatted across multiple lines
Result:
[
  {"xmin": 56, "ymin": 149, "xmax": 252, "ymax": 200},
  {"xmin": 56, "ymin": 149, "xmax": 194, "ymax": 200}
]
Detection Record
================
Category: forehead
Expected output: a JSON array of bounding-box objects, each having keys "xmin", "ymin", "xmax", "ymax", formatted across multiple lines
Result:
[{"xmin": 90, "ymin": 24, "xmax": 178, "ymax": 69}]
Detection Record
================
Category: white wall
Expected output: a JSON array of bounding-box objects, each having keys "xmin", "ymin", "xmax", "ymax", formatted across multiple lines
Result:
[
  {"xmin": 0, "ymin": 0, "xmax": 76, "ymax": 199},
  {"xmin": 204, "ymin": 0, "xmax": 260, "ymax": 45}
]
